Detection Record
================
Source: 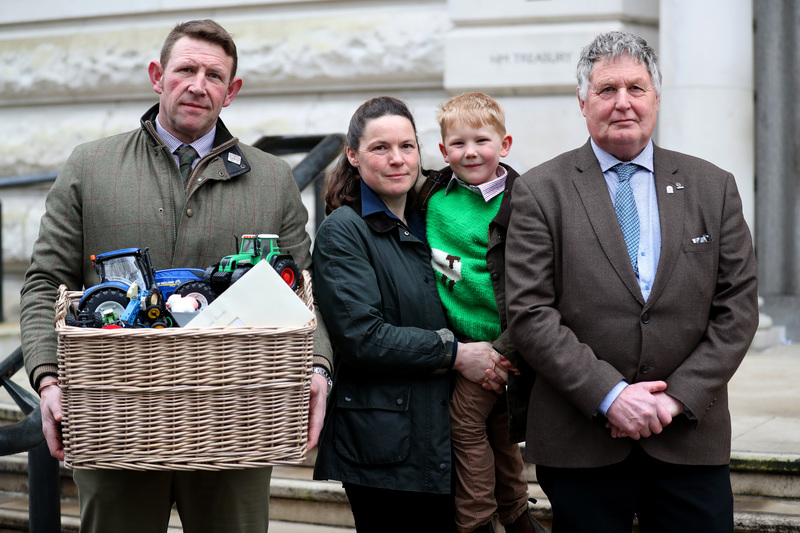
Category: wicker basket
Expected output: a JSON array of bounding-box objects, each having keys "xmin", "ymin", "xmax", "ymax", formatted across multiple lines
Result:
[{"xmin": 54, "ymin": 271, "xmax": 315, "ymax": 471}]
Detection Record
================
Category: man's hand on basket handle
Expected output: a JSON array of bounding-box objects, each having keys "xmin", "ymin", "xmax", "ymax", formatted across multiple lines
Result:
[
  {"xmin": 307, "ymin": 374, "xmax": 328, "ymax": 450},
  {"xmin": 38, "ymin": 377, "xmax": 65, "ymax": 461}
]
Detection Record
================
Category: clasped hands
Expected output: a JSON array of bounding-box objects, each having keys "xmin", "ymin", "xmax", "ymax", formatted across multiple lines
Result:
[
  {"xmin": 453, "ymin": 341, "xmax": 518, "ymax": 393},
  {"xmin": 605, "ymin": 381, "xmax": 685, "ymax": 440}
]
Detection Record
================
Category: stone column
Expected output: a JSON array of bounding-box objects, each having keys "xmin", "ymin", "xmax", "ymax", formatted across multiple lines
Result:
[
  {"xmin": 657, "ymin": 0, "xmax": 755, "ymax": 234},
  {"xmin": 753, "ymin": 1, "xmax": 800, "ymax": 340}
]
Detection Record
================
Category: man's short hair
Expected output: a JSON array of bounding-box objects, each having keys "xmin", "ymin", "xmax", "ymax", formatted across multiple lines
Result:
[
  {"xmin": 576, "ymin": 31, "xmax": 661, "ymax": 102},
  {"xmin": 160, "ymin": 19, "xmax": 239, "ymax": 80},
  {"xmin": 436, "ymin": 92, "xmax": 507, "ymax": 139}
]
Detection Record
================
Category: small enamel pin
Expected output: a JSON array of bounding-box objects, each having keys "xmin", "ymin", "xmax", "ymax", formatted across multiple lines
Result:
[
  {"xmin": 228, "ymin": 153, "xmax": 242, "ymax": 165},
  {"xmin": 675, "ymin": 182, "xmax": 684, "ymax": 190},
  {"xmin": 666, "ymin": 186, "xmax": 674, "ymax": 194}
]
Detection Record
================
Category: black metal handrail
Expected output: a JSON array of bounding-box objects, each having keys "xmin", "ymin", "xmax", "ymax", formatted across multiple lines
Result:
[{"xmin": 0, "ymin": 133, "xmax": 344, "ymax": 532}]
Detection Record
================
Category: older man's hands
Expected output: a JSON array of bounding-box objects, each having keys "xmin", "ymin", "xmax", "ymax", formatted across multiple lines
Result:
[{"xmin": 606, "ymin": 381, "xmax": 684, "ymax": 439}]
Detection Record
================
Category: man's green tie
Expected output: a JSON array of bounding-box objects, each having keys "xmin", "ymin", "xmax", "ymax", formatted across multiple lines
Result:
[{"xmin": 175, "ymin": 145, "xmax": 198, "ymax": 182}]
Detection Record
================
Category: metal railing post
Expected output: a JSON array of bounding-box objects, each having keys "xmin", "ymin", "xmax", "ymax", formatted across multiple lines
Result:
[
  {"xmin": 28, "ymin": 442, "xmax": 62, "ymax": 533},
  {"xmin": 1, "ymin": 199, "xmax": 4, "ymax": 323}
]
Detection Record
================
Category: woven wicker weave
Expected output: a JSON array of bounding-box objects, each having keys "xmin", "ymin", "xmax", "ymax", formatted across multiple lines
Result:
[{"xmin": 55, "ymin": 271, "xmax": 315, "ymax": 471}]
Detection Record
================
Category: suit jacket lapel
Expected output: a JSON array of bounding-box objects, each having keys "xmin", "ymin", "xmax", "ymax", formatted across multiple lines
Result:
[
  {"xmin": 572, "ymin": 141, "xmax": 645, "ymax": 304},
  {"xmin": 646, "ymin": 145, "xmax": 684, "ymax": 309}
]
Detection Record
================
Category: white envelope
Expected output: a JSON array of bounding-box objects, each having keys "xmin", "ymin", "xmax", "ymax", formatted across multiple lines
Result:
[{"xmin": 183, "ymin": 259, "xmax": 313, "ymax": 328}]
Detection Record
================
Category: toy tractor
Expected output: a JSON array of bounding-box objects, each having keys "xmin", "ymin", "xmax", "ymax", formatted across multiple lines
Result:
[
  {"xmin": 76, "ymin": 248, "xmax": 216, "ymax": 328},
  {"xmin": 204, "ymin": 233, "xmax": 300, "ymax": 293}
]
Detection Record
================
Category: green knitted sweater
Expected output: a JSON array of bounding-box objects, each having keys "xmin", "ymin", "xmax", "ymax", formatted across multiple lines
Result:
[{"xmin": 426, "ymin": 185, "xmax": 502, "ymax": 342}]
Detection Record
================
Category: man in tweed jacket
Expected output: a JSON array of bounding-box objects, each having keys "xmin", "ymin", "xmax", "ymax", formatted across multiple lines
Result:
[{"xmin": 20, "ymin": 19, "xmax": 331, "ymax": 532}]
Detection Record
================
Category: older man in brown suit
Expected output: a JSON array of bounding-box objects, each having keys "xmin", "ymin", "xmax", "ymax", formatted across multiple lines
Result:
[{"xmin": 505, "ymin": 31, "xmax": 758, "ymax": 532}]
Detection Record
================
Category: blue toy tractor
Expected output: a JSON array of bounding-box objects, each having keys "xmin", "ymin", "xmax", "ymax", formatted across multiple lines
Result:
[{"xmin": 75, "ymin": 248, "xmax": 215, "ymax": 328}]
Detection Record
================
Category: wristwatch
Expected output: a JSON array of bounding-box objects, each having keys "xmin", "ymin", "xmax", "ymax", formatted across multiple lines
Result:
[{"xmin": 312, "ymin": 366, "xmax": 333, "ymax": 393}]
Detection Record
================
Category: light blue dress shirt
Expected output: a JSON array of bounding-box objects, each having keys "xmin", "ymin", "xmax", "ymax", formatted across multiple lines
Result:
[{"xmin": 591, "ymin": 139, "xmax": 661, "ymax": 415}]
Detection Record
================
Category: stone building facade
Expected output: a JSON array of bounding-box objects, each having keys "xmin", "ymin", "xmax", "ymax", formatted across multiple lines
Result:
[{"xmin": 1, "ymin": 0, "xmax": 796, "ymax": 338}]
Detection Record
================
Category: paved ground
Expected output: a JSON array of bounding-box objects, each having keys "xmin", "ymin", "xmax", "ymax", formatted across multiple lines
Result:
[{"xmin": 730, "ymin": 341, "xmax": 800, "ymax": 459}]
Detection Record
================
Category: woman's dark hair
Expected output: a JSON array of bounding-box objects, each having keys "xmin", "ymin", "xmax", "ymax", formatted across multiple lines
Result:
[{"xmin": 323, "ymin": 96, "xmax": 419, "ymax": 214}]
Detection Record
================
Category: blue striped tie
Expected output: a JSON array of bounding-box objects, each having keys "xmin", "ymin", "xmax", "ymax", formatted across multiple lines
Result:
[{"xmin": 613, "ymin": 163, "xmax": 640, "ymax": 276}]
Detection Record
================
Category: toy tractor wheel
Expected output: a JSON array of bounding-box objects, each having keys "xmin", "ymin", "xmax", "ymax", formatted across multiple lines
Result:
[
  {"xmin": 151, "ymin": 318, "xmax": 170, "ymax": 329},
  {"xmin": 174, "ymin": 281, "xmax": 217, "ymax": 310},
  {"xmin": 273, "ymin": 259, "xmax": 300, "ymax": 290},
  {"xmin": 80, "ymin": 288, "xmax": 129, "ymax": 319},
  {"xmin": 230, "ymin": 266, "xmax": 251, "ymax": 285},
  {"xmin": 203, "ymin": 262, "xmax": 219, "ymax": 282}
]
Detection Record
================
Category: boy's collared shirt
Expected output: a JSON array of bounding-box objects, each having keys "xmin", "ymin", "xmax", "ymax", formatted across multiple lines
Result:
[{"xmin": 444, "ymin": 165, "xmax": 508, "ymax": 202}]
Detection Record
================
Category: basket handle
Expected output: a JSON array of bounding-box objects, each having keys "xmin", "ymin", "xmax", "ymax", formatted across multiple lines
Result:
[{"xmin": 54, "ymin": 284, "xmax": 69, "ymax": 327}]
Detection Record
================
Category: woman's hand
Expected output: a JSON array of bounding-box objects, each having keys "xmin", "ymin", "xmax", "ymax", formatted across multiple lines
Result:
[{"xmin": 452, "ymin": 341, "xmax": 508, "ymax": 393}]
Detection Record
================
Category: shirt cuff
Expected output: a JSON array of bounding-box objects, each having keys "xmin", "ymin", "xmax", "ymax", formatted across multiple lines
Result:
[{"xmin": 598, "ymin": 380, "xmax": 628, "ymax": 416}]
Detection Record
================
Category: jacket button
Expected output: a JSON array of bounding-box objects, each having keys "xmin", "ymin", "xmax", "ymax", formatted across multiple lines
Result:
[
  {"xmin": 491, "ymin": 273, "xmax": 499, "ymax": 281},
  {"xmin": 186, "ymin": 208, "xmax": 194, "ymax": 217},
  {"xmin": 404, "ymin": 231, "xmax": 410, "ymax": 236},
  {"xmin": 344, "ymin": 396, "xmax": 352, "ymax": 402},
  {"xmin": 440, "ymin": 399, "xmax": 447, "ymax": 406},
  {"xmin": 219, "ymin": 171, "xmax": 225, "ymax": 177},
  {"xmin": 641, "ymin": 313, "xmax": 650, "ymax": 324},
  {"xmin": 423, "ymin": 276, "xmax": 429, "ymax": 283},
  {"xmin": 439, "ymin": 463, "xmax": 447, "ymax": 471},
  {"xmin": 640, "ymin": 364, "xmax": 649, "ymax": 374},
  {"xmin": 396, "ymin": 398, "xmax": 404, "ymax": 406}
]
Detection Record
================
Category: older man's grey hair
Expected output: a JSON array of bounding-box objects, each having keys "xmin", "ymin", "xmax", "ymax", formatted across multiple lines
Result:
[{"xmin": 576, "ymin": 31, "xmax": 662, "ymax": 102}]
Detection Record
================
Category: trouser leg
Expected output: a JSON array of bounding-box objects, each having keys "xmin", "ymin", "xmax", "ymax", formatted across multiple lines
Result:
[
  {"xmin": 635, "ymin": 451, "xmax": 733, "ymax": 533},
  {"xmin": 73, "ymin": 469, "xmax": 173, "ymax": 533},
  {"xmin": 450, "ymin": 373, "xmax": 502, "ymax": 532},
  {"xmin": 487, "ymin": 401, "xmax": 529, "ymax": 525},
  {"xmin": 175, "ymin": 467, "xmax": 272, "ymax": 533},
  {"xmin": 536, "ymin": 460, "xmax": 637, "ymax": 533},
  {"xmin": 343, "ymin": 483, "xmax": 456, "ymax": 533}
]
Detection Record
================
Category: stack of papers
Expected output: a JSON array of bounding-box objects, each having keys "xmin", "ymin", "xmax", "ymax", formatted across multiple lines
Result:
[{"xmin": 184, "ymin": 260, "xmax": 313, "ymax": 328}]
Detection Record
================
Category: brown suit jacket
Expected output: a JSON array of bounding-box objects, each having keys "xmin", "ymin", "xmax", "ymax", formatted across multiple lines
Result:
[{"xmin": 505, "ymin": 140, "xmax": 759, "ymax": 468}]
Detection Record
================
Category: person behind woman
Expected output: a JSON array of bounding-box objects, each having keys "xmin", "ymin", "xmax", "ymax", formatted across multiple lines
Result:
[{"xmin": 312, "ymin": 96, "xmax": 510, "ymax": 532}]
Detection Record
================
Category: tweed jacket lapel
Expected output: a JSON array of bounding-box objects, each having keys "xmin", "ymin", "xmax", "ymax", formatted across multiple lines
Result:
[
  {"xmin": 571, "ymin": 142, "xmax": 645, "ymax": 304},
  {"xmin": 645, "ymin": 145, "xmax": 684, "ymax": 310}
]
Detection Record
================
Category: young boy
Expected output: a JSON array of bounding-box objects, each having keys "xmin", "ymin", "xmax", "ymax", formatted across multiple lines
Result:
[{"xmin": 421, "ymin": 92, "xmax": 546, "ymax": 533}]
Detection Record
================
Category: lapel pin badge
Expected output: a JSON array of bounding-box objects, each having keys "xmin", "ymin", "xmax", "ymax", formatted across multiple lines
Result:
[
  {"xmin": 675, "ymin": 182, "xmax": 684, "ymax": 190},
  {"xmin": 666, "ymin": 185, "xmax": 674, "ymax": 194}
]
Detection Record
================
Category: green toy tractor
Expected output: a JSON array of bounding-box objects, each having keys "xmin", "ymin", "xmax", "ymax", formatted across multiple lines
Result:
[{"xmin": 204, "ymin": 233, "xmax": 300, "ymax": 293}]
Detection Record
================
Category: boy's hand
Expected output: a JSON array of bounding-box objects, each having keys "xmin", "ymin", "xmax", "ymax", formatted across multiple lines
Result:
[{"xmin": 491, "ymin": 353, "xmax": 520, "ymax": 375}]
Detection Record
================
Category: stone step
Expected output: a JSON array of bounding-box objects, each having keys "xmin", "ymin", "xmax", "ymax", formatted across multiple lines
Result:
[{"xmin": 1, "ymin": 452, "xmax": 800, "ymax": 533}]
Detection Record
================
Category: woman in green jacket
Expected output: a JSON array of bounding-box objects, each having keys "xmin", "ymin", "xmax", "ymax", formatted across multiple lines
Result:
[{"xmin": 312, "ymin": 96, "xmax": 509, "ymax": 532}]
